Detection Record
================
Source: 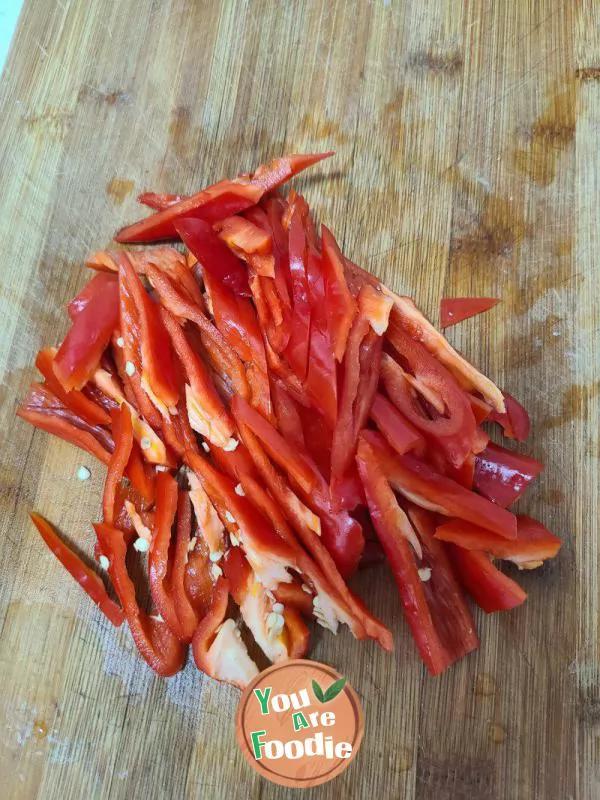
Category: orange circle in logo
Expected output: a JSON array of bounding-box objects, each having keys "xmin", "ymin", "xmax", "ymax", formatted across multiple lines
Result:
[{"xmin": 236, "ymin": 659, "xmax": 364, "ymax": 789}]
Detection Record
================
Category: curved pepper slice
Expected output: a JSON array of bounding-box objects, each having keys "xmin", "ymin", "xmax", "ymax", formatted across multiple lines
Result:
[
  {"xmin": 103, "ymin": 405, "xmax": 134, "ymax": 525},
  {"xmin": 361, "ymin": 430, "xmax": 518, "ymax": 539},
  {"xmin": 446, "ymin": 545, "xmax": 527, "ymax": 613},
  {"xmin": 160, "ymin": 307, "xmax": 234, "ymax": 449},
  {"xmin": 116, "ymin": 153, "xmax": 333, "ymax": 243},
  {"xmin": 171, "ymin": 490, "xmax": 204, "ymax": 640},
  {"xmin": 53, "ymin": 273, "xmax": 119, "ymax": 391},
  {"xmin": 137, "ymin": 192, "xmax": 183, "ymax": 210},
  {"xmin": 68, "ymin": 273, "xmax": 119, "ymax": 321},
  {"xmin": 215, "ymin": 216, "xmax": 275, "ymax": 277},
  {"xmin": 231, "ymin": 395, "xmax": 317, "ymax": 494},
  {"xmin": 30, "ymin": 513, "xmax": 124, "ymax": 627},
  {"xmin": 148, "ymin": 472, "xmax": 188, "ymax": 640},
  {"xmin": 473, "ymin": 442, "xmax": 543, "ymax": 508},
  {"xmin": 321, "ymin": 226, "xmax": 357, "ymax": 362},
  {"xmin": 435, "ymin": 516, "xmax": 561, "ymax": 568},
  {"xmin": 284, "ymin": 205, "xmax": 311, "ymax": 380},
  {"xmin": 35, "ymin": 348, "xmax": 110, "ymax": 426},
  {"xmin": 273, "ymin": 581, "xmax": 315, "ymax": 617},
  {"xmin": 125, "ymin": 440, "xmax": 156, "ymax": 506},
  {"xmin": 94, "ymin": 523, "xmax": 187, "ymax": 676},
  {"xmin": 489, "ymin": 392, "xmax": 531, "ymax": 441},
  {"xmin": 119, "ymin": 256, "xmax": 179, "ymax": 411},
  {"xmin": 192, "ymin": 576, "xmax": 259, "ymax": 688},
  {"xmin": 440, "ymin": 297, "xmax": 499, "ymax": 328},
  {"xmin": 17, "ymin": 384, "xmax": 113, "ymax": 464}
]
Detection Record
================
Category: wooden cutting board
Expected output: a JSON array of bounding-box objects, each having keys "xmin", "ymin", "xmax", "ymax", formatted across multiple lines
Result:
[{"xmin": 0, "ymin": 1, "xmax": 598, "ymax": 798}]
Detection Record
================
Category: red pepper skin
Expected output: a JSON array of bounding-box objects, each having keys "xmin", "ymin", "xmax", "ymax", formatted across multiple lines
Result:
[
  {"xmin": 361, "ymin": 430, "xmax": 518, "ymax": 539},
  {"xmin": 35, "ymin": 348, "xmax": 111, "ymax": 426},
  {"xmin": 370, "ymin": 392, "xmax": 424, "ymax": 456},
  {"xmin": 138, "ymin": 192, "xmax": 183, "ymax": 210},
  {"xmin": 148, "ymin": 472, "xmax": 188, "ymax": 640},
  {"xmin": 116, "ymin": 153, "xmax": 333, "ymax": 243},
  {"xmin": 94, "ymin": 523, "xmax": 187, "ymax": 676},
  {"xmin": 17, "ymin": 384, "xmax": 114, "ymax": 464},
  {"xmin": 284, "ymin": 206, "xmax": 311, "ymax": 380},
  {"xmin": 304, "ymin": 246, "xmax": 338, "ymax": 428},
  {"xmin": 356, "ymin": 443, "xmax": 454, "ymax": 675},
  {"xmin": 329, "ymin": 466, "xmax": 366, "ymax": 512},
  {"xmin": 125, "ymin": 441, "xmax": 156, "ymax": 506},
  {"xmin": 176, "ymin": 218, "xmax": 251, "ymax": 297},
  {"xmin": 440, "ymin": 297, "xmax": 499, "ymax": 328},
  {"xmin": 30, "ymin": 514, "xmax": 124, "ymax": 627},
  {"xmin": 231, "ymin": 395, "xmax": 317, "ymax": 494},
  {"xmin": 321, "ymin": 226, "xmax": 357, "ymax": 362},
  {"xmin": 271, "ymin": 380, "xmax": 306, "ymax": 450},
  {"xmin": 202, "ymin": 267, "xmax": 267, "ymax": 371},
  {"xmin": 191, "ymin": 576, "xmax": 230, "ymax": 677},
  {"xmin": 68, "ymin": 273, "xmax": 118, "ymax": 321},
  {"xmin": 489, "ymin": 392, "xmax": 531, "ymax": 441},
  {"xmin": 469, "ymin": 394, "xmax": 493, "ymax": 424},
  {"xmin": 435, "ymin": 516, "xmax": 561, "ymax": 566},
  {"xmin": 171, "ymin": 491, "xmax": 204, "ymax": 639},
  {"xmin": 119, "ymin": 256, "xmax": 179, "ymax": 409},
  {"xmin": 146, "ymin": 264, "xmax": 249, "ymax": 401},
  {"xmin": 447, "ymin": 545, "xmax": 527, "ymax": 613},
  {"xmin": 474, "ymin": 443, "xmax": 543, "ymax": 508},
  {"xmin": 103, "ymin": 405, "xmax": 134, "ymax": 525},
  {"xmin": 284, "ymin": 608, "xmax": 310, "ymax": 658},
  {"xmin": 381, "ymin": 335, "xmax": 478, "ymax": 469},
  {"xmin": 53, "ymin": 275, "xmax": 119, "ymax": 391}
]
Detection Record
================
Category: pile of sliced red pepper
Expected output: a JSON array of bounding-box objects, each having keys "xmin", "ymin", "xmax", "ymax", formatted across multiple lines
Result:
[{"xmin": 20, "ymin": 153, "xmax": 560, "ymax": 683}]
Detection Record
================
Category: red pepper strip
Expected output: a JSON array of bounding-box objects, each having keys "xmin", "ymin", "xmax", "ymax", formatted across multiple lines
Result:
[
  {"xmin": 250, "ymin": 152, "xmax": 334, "ymax": 192},
  {"xmin": 243, "ymin": 474, "xmax": 392, "ymax": 650},
  {"xmin": 408, "ymin": 507, "xmax": 479, "ymax": 664},
  {"xmin": 103, "ymin": 405, "xmax": 134, "ymax": 525},
  {"xmin": 356, "ymin": 442, "xmax": 453, "ymax": 674},
  {"xmin": 138, "ymin": 192, "xmax": 183, "ymax": 210},
  {"xmin": 36, "ymin": 348, "xmax": 111, "ymax": 426},
  {"xmin": 284, "ymin": 205, "xmax": 311, "ymax": 380},
  {"xmin": 68, "ymin": 273, "xmax": 118, "ymax": 321},
  {"xmin": 125, "ymin": 440, "xmax": 156, "ymax": 505},
  {"xmin": 489, "ymin": 392, "xmax": 531, "ymax": 441},
  {"xmin": 247, "ymin": 203, "xmax": 292, "ymax": 309},
  {"xmin": 146, "ymin": 264, "xmax": 249, "ymax": 400},
  {"xmin": 30, "ymin": 513, "xmax": 124, "ymax": 627},
  {"xmin": 17, "ymin": 384, "xmax": 113, "ymax": 465},
  {"xmin": 469, "ymin": 394, "xmax": 493, "ymax": 424},
  {"xmin": 370, "ymin": 392, "xmax": 424, "ymax": 456},
  {"xmin": 202, "ymin": 267, "xmax": 267, "ymax": 370},
  {"xmin": 304, "ymin": 246, "xmax": 338, "ymax": 428},
  {"xmin": 148, "ymin": 472, "xmax": 187, "ymax": 640},
  {"xmin": 116, "ymin": 179, "xmax": 264, "ymax": 243},
  {"xmin": 383, "ymin": 328, "xmax": 478, "ymax": 468},
  {"xmin": 259, "ymin": 276, "xmax": 292, "ymax": 353},
  {"xmin": 176, "ymin": 218, "xmax": 251, "ymax": 297},
  {"xmin": 271, "ymin": 380, "xmax": 305, "ymax": 449},
  {"xmin": 274, "ymin": 581, "xmax": 314, "ymax": 616},
  {"xmin": 215, "ymin": 216, "xmax": 274, "ymax": 268},
  {"xmin": 321, "ymin": 226, "xmax": 357, "ymax": 362},
  {"xmin": 473, "ymin": 442, "xmax": 544, "ymax": 508},
  {"xmin": 117, "ymin": 263, "xmax": 163, "ymax": 429},
  {"xmin": 94, "ymin": 523, "xmax": 187, "ymax": 675},
  {"xmin": 53, "ymin": 273, "xmax": 119, "ymax": 391},
  {"xmin": 386, "ymin": 297, "xmax": 506, "ymax": 413},
  {"xmin": 440, "ymin": 297, "xmax": 499, "ymax": 328},
  {"xmin": 446, "ymin": 452, "xmax": 476, "ymax": 489},
  {"xmin": 161, "ymin": 308, "xmax": 234, "ymax": 448},
  {"xmin": 297, "ymin": 404, "xmax": 332, "ymax": 479},
  {"xmin": 361, "ymin": 430, "xmax": 518, "ymax": 539},
  {"xmin": 171, "ymin": 491, "xmax": 202, "ymax": 640},
  {"xmin": 246, "ymin": 363, "xmax": 274, "ymax": 422},
  {"xmin": 231, "ymin": 395, "xmax": 317, "ymax": 494},
  {"xmin": 331, "ymin": 314, "xmax": 369, "ymax": 478},
  {"xmin": 446, "ymin": 545, "xmax": 527, "ymax": 613},
  {"xmin": 435, "ymin": 516, "xmax": 561, "ymax": 568},
  {"xmin": 117, "ymin": 153, "xmax": 333, "ymax": 244},
  {"xmin": 118, "ymin": 255, "xmax": 179, "ymax": 410}
]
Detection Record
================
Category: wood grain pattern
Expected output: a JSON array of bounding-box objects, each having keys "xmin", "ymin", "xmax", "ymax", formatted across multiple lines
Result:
[{"xmin": 0, "ymin": 1, "xmax": 597, "ymax": 797}]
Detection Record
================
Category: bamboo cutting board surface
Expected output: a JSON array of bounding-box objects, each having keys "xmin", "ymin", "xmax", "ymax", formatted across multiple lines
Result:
[{"xmin": 0, "ymin": 1, "xmax": 598, "ymax": 798}]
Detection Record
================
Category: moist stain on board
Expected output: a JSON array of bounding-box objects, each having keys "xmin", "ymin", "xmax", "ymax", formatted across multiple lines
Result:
[
  {"xmin": 506, "ymin": 314, "xmax": 564, "ymax": 368},
  {"xmin": 540, "ymin": 381, "xmax": 600, "ymax": 431},
  {"xmin": 575, "ymin": 67, "xmax": 600, "ymax": 82},
  {"xmin": 417, "ymin": 756, "xmax": 495, "ymax": 800},
  {"xmin": 106, "ymin": 178, "xmax": 135, "ymax": 205},
  {"xmin": 407, "ymin": 49, "xmax": 463, "ymax": 75},
  {"xmin": 297, "ymin": 114, "xmax": 351, "ymax": 144},
  {"xmin": 514, "ymin": 80, "xmax": 575, "ymax": 187}
]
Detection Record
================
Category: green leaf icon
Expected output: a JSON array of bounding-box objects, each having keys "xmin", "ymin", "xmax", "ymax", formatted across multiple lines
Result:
[
  {"xmin": 312, "ymin": 679, "xmax": 325, "ymax": 703},
  {"xmin": 323, "ymin": 676, "xmax": 347, "ymax": 702}
]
